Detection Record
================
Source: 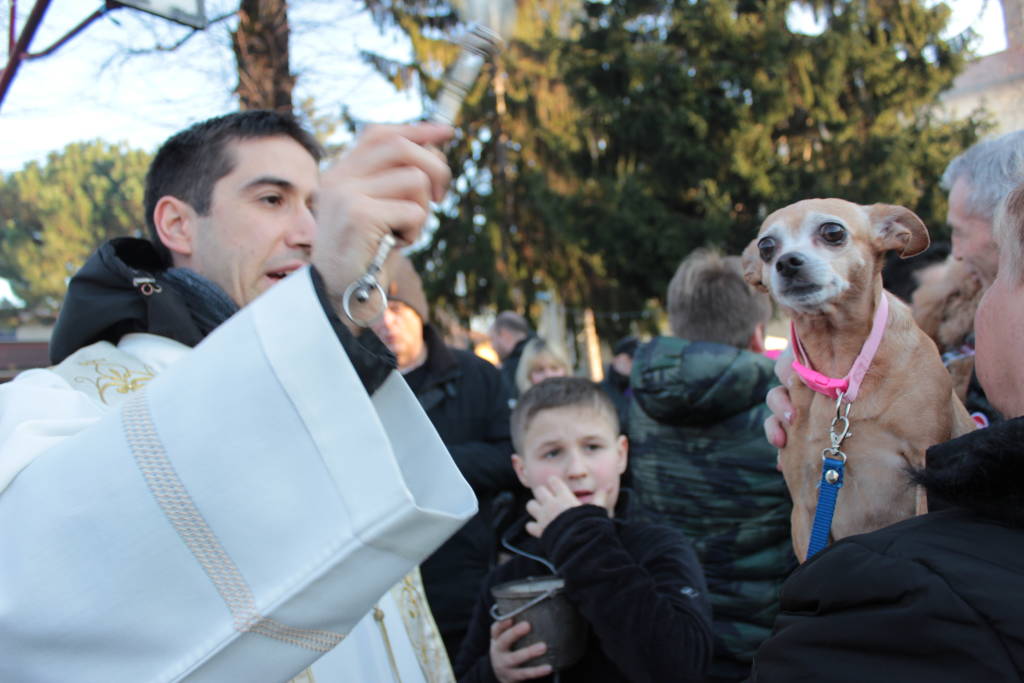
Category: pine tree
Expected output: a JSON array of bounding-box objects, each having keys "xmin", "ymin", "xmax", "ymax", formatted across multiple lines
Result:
[
  {"xmin": 0, "ymin": 141, "xmax": 151, "ymax": 320},
  {"xmin": 363, "ymin": 0, "xmax": 984, "ymax": 336}
]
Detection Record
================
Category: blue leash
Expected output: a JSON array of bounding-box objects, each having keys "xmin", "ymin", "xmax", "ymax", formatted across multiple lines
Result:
[
  {"xmin": 806, "ymin": 396, "xmax": 852, "ymax": 559},
  {"xmin": 807, "ymin": 455, "xmax": 846, "ymax": 558}
]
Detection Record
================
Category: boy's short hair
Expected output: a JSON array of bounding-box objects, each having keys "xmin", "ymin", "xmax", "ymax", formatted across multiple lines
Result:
[
  {"xmin": 144, "ymin": 110, "xmax": 324, "ymax": 267},
  {"xmin": 667, "ymin": 247, "xmax": 772, "ymax": 348},
  {"xmin": 510, "ymin": 377, "xmax": 620, "ymax": 453}
]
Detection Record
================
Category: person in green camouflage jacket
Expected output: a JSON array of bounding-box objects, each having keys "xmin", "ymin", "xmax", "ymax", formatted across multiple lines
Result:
[{"xmin": 629, "ymin": 248, "xmax": 796, "ymax": 682}]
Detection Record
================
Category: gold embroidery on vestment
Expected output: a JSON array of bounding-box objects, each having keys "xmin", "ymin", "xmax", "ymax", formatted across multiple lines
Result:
[{"xmin": 75, "ymin": 358, "xmax": 156, "ymax": 404}]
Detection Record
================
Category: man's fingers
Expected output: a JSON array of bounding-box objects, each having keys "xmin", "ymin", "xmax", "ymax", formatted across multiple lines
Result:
[
  {"xmin": 356, "ymin": 166, "xmax": 435, "ymax": 208},
  {"xmin": 764, "ymin": 415, "xmax": 787, "ymax": 449},
  {"xmin": 766, "ymin": 385, "xmax": 794, "ymax": 425},
  {"xmin": 342, "ymin": 128, "xmax": 452, "ymax": 201},
  {"xmin": 360, "ymin": 122, "xmax": 454, "ymax": 148},
  {"xmin": 770, "ymin": 350, "xmax": 794, "ymax": 387},
  {"xmin": 524, "ymin": 520, "xmax": 542, "ymax": 538}
]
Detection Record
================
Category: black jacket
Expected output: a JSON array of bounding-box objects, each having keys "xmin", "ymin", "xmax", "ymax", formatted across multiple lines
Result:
[
  {"xmin": 51, "ymin": 238, "xmax": 395, "ymax": 394},
  {"xmin": 499, "ymin": 335, "xmax": 532, "ymax": 399},
  {"xmin": 749, "ymin": 417, "xmax": 1024, "ymax": 682},
  {"xmin": 408, "ymin": 324, "xmax": 516, "ymax": 657},
  {"xmin": 454, "ymin": 493, "xmax": 714, "ymax": 683}
]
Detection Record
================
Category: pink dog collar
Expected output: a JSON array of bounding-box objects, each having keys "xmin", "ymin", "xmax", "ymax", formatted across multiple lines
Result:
[{"xmin": 790, "ymin": 294, "xmax": 889, "ymax": 402}]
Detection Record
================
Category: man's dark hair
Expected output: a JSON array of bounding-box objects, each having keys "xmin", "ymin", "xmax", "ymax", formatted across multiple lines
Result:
[
  {"xmin": 493, "ymin": 311, "xmax": 531, "ymax": 337},
  {"xmin": 510, "ymin": 377, "xmax": 619, "ymax": 453},
  {"xmin": 667, "ymin": 248, "xmax": 772, "ymax": 349},
  {"xmin": 143, "ymin": 110, "xmax": 323, "ymax": 267}
]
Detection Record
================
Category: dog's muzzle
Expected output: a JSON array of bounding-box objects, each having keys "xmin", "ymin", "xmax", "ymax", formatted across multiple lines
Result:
[{"xmin": 776, "ymin": 252, "xmax": 806, "ymax": 278}]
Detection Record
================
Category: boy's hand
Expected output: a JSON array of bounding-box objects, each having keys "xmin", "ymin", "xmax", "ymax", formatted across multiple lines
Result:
[
  {"xmin": 490, "ymin": 618, "xmax": 552, "ymax": 682},
  {"xmin": 525, "ymin": 477, "xmax": 610, "ymax": 538}
]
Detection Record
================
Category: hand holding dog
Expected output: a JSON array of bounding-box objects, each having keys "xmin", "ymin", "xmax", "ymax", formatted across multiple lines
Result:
[{"xmin": 764, "ymin": 348, "xmax": 797, "ymax": 452}]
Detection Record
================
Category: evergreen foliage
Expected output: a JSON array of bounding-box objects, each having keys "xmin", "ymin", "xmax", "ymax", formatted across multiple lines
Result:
[
  {"xmin": 363, "ymin": 0, "xmax": 986, "ymax": 337},
  {"xmin": 0, "ymin": 141, "xmax": 151, "ymax": 320}
]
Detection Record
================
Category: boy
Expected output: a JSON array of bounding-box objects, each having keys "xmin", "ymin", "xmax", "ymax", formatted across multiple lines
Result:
[
  {"xmin": 629, "ymin": 248, "xmax": 795, "ymax": 682},
  {"xmin": 453, "ymin": 377, "xmax": 713, "ymax": 682}
]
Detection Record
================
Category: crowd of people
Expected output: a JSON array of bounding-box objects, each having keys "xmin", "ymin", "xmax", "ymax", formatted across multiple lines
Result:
[{"xmin": 0, "ymin": 109, "xmax": 1021, "ymax": 683}]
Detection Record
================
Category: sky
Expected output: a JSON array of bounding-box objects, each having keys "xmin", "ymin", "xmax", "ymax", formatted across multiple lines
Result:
[{"xmin": 0, "ymin": 0, "xmax": 1010, "ymax": 174}]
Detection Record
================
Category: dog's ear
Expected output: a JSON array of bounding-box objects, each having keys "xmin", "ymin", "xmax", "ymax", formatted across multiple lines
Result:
[
  {"xmin": 741, "ymin": 239, "xmax": 768, "ymax": 292},
  {"xmin": 868, "ymin": 204, "xmax": 930, "ymax": 258}
]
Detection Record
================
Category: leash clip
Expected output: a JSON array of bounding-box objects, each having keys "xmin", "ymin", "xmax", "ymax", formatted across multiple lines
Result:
[{"xmin": 828, "ymin": 392, "xmax": 853, "ymax": 451}]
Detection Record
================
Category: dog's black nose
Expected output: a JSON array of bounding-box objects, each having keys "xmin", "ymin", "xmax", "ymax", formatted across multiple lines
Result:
[{"xmin": 776, "ymin": 252, "xmax": 805, "ymax": 278}]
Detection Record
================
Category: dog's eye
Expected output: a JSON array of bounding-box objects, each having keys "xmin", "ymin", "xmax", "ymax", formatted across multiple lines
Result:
[
  {"xmin": 757, "ymin": 237, "xmax": 776, "ymax": 262},
  {"xmin": 819, "ymin": 222, "xmax": 846, "ymax": 244}
]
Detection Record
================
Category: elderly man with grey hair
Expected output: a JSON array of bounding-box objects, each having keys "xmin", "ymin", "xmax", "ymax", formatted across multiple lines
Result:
[{"xmin": 942, "ymin": 128, "xmax": 1024, "ymax": 287}]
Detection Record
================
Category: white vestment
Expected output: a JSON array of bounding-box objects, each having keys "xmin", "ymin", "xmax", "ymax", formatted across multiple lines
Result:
[{"xmin": 0, "ymin": 269, "xmax": 476, "ymax": 682}]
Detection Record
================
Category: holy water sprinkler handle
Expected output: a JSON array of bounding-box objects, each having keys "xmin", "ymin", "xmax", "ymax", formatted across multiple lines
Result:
[
  {"xmin": 342, "ymin": 23, "xmax": 504, "ymax": 327},
  {"xmin": 428, "ymin": 23, "xmax": 504, "ymax": 126}
]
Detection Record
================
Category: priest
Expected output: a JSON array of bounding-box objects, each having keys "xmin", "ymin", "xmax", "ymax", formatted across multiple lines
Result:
[{"xmin": 0, "ymin": 111, "xmax": 476, "ymax": 681}]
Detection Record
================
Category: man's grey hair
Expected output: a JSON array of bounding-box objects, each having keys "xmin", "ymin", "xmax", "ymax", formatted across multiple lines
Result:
[
  {"xmin": 941, "ymin": 130, "xmax": 1024, "ymax": 221},
  {"xmin": 667, "ymin": 248, "xmax": 772, "ymax": 349},
  {"xmin": 993, "ymin": 181, "xmax": 1024, "ymax": 283},
  {"xmin": 492, "ymin": 311, "xmax": 531, "ymax": 336}
]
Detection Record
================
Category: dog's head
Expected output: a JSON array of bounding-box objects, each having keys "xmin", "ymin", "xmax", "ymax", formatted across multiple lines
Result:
[{"xmin": 741, "ymin": 199, "xmax": 929, "ymax": 314}]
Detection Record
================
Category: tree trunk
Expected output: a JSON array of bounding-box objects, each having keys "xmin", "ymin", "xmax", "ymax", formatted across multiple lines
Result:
[{"xmin": 231, "ymin": 0, "xmax": 294, "ymax": 112}]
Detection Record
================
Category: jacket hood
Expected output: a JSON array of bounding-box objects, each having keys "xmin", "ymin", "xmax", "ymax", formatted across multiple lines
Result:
[
  {"xmin": 920, "ymin": 416, "xmax": 1024, "ymax": 527},
  {"xmin": 631, "ymin": 336, "xmax": 777, "ymax": 425},
  {"xmin": 50, "ymin": 238, "xmax": 204, "ymax": 364}
]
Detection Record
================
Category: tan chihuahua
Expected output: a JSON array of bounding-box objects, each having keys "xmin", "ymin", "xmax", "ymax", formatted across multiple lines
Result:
[{"xmin": 742, "ymin": 199, "xmax": 975, "ymax": 562}]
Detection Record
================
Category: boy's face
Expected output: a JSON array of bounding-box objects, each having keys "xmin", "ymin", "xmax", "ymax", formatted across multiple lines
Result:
[{"xmin": 512, "ymin": 404, "xmax": 627, "ymax": 516}]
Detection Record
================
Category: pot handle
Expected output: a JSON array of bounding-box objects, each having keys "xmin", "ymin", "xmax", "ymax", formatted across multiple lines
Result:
[{"xmin": 489, "ymin": 586, "xmax": 560, "ymax": 622}]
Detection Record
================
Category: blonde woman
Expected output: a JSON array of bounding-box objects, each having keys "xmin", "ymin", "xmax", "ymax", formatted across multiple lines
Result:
[{"xmin": 515, "ymin": 338, "xmax": 572, "ymax": 395}]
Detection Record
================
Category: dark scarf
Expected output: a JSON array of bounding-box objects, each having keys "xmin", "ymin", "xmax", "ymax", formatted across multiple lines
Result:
[{"xmin": 162, "ymin": 268, "xmax": 239, "ymax": 339}]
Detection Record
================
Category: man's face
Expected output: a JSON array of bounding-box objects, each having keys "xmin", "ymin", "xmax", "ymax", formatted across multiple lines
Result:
[
  {"xmin": 189, "ymin": 136, "xmax": 319, "ymax": 307},
  {"xmin": 512, "ymin": 404, "xmax": 627, "ymax": 516},
  {"xmin": 371, "ymin": 300, "xmax": 426, "ymax": 370},
  {"xmin": 974, "ymin": 253, "xmax": 1024, "ymax": 418},
  {"xmin": 948, "ymin": 177, "xmax": 999, "ymax": 286},
  {"xmin": 488, "ymin": 327, "xmax": 519, "ymax": 360}
]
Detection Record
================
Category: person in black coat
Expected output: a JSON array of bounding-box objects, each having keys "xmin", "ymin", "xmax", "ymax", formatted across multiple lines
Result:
[
  {"xmin": 374, "ymin": 255, "xmax": 518, "ymax": 659},
  {"xmin": 750, "ymin": 181, "xmax": 1024, "ymax": 682},
  {"xmin": 489, "ymin": 311, "xmax": 533, "ymax": 399},
  {"xmin": 454, "ymin": 378, "xmax": 713, "ymax": 682}
]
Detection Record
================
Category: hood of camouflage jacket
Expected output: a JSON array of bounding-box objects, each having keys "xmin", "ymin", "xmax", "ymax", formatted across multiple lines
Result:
[{"xmin": 631, "ymin": 336, "xmax": 777, "ymax": 426}]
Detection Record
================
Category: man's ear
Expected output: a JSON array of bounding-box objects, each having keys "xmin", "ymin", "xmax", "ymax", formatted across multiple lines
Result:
[
  {"xmin": 153, "ymin": 196, "xmax": 197, "ymax": 264},
  {"xmin": 511, "ymin": 454, "xmax": 530, "ymax": 488},
  {"xmin": 868, "ymin": 204, "xmax": 930, "ymax": 258},
  {"xmin": 741, "ymin": 239, "xmax": 768, "ymax": 292},
  {"xmin": 616, "ymin": 434, "xmax": 628, "ymax": 475}
]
